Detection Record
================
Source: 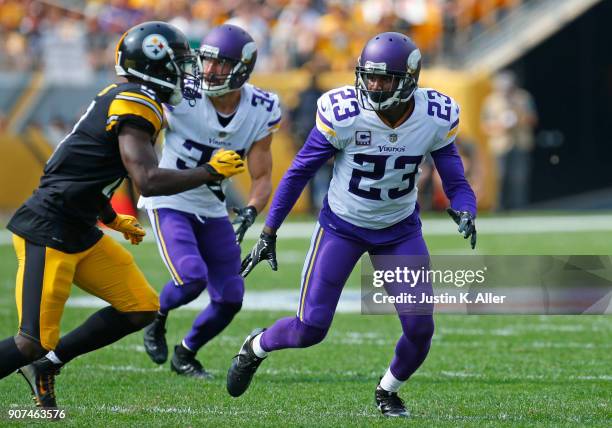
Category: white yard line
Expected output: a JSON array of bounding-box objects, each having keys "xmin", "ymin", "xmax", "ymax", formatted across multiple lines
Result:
[
  {"xmin": 66, "ymin": 290, "xmax": 362, "ymax": 313},
  {"xmin": 1, "ymin": 214, "xmax": 612, "ymax": 244},
  {"xmin": 79, "ymin": 363, "xmax": 612, "ymax": 383}
]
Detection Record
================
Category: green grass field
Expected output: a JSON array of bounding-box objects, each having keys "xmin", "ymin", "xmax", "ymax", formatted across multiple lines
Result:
[{"xmin": 0, "ymin": 214, "xmax": 611, "ymax": 426}]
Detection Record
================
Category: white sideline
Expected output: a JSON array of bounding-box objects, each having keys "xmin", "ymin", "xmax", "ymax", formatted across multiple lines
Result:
[
  {"xmin": 2, "ymin": 214, "xmax": 612, "ymax": 244},
  {"xmin": 66, "ymin": 290, "xmax": 362, "ymax": 313}
]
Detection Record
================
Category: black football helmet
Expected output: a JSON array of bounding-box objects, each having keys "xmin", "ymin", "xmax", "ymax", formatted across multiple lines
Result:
[{"xmin": 115, "ymin": 21, "xmax": 200, "ymax": 105}]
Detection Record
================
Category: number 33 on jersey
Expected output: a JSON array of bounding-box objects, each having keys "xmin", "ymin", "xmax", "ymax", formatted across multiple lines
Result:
[{"xmin": 315, "ymin": 85, "xmax": 460, "ymax": 229}]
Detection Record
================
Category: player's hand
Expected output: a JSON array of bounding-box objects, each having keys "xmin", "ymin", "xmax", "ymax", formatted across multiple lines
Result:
[
  {"xmin": 446, "ymin": 208, "xmax": 477, "ymax": 249},
  {"xmin": 105, "ymin": 214, "xmax": 146, "ymax": 245},
  {"xmin": 204, "ymin": 149, "xmax": 246, "ymax": 179},
  {"xmin": 240, "ymin": 231, "xmax": 277, "ymax": 278},
  {"xmin": 232, "ymin": 206, "xmax": 257, "ymax": 244}
]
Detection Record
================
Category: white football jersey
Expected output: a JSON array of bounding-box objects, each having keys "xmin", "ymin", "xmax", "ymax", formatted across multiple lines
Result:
[
  {"xmin": 316, "ymin": 85, "xmax": 460, "ymax": 229},
  {"xmin": 139, "ymin": 83, "xmax": 281, "ymax": 217}
]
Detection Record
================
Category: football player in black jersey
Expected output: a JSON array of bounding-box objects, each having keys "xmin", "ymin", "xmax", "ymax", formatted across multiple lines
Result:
[{"xmin": 0, "ymin": 21, "xmax": 246, "ymax": 408}]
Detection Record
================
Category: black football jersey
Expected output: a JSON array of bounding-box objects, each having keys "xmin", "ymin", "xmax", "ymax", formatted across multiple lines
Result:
[{"xmin": 7, "ymin": 81, "xmax": 163, "ymax": 253}]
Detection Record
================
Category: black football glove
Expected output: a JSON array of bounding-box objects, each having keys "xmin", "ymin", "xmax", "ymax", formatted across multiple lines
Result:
[
  {"xmin": 240, "ymin": 231, "xmax": 278, "ymax": 278},
  {"xmin": 446, "ymin": 208, "xmax": 477, "ymax": 249},
  {"xmin": 232, "ymin": 205, "xmax": 257, "ymax": 244}
]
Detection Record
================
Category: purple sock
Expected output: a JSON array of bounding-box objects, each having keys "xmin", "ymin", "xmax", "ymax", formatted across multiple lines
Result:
[
  {"xmin": 183, "ymin": 301, "xmax": 241, "ymax": 352},
  {"xmin": 260, "ymin": 316, "xmax": 328, "ymax": 351},
  {"xmin": 159, "ymin": 280, "xmax": 205, "ymax": 315},
  {"xmin": 389, "ymin": 315, "xmax": 434, "ymax": 381}
]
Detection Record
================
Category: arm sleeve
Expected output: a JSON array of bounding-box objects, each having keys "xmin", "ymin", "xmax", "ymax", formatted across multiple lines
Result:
[
  {"xmin": 265, "ymin": 127, "xmax": 338, "ymax": 230},
  {"xmin": 98, "ymin": 197, "xmax": 117, "ymax": 224},
  {"xmin": 430, "ymin": 98, "xmax": 460, "ymax": 152},
  {"xmin": 255, "ymin": 94, "xmax": 282, "ymax": 141},
  {"xmin": 107, "ymin": 90, "xmax": 164, "ymax": 137},
  {"xmin": 430, "ymin": 142, "xmax": 477, "ymax": 217}
]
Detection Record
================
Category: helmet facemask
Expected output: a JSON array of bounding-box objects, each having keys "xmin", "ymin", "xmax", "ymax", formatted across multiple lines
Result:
[
  {"xmin": 355, "ymin": 65, "xmax": 417, "ymax": 111},
  {"xmin": 173, "ymin": 52, "xmax": 202, "ymax": 106},
  {"xmin": 199, "ymin": 54, "xmax": 239, "ymax": 97}
]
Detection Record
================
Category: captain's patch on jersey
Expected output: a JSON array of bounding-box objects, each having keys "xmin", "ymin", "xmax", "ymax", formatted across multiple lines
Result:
[
  {"xmin": 142, "ymin": 34, "xmax": 169, "ymax": 60},
  {"xmin": 355, "ymin": 130, "xmax": 371, "ymax": 146}
]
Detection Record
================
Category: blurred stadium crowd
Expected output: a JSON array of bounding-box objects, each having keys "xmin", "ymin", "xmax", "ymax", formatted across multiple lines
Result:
[
  {"xmin": 0, "ymin": 0, "xmax": 525, "ymax": 72},
  {"xmin": 0, "ymin": 0, "xmax": 541, "ymax": 213}
]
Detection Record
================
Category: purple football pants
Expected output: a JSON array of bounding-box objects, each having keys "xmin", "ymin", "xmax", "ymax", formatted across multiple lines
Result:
[
  {"xmin": 148, "ymin": 208, "xmax": 244, "ymax": 352},
  {"xmin": 260, "ymin": 222, "xmax": 434, "ymax": 382}
]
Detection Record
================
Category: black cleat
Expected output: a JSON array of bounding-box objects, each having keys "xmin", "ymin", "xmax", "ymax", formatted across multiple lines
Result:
[
  {"xmin": 143, "ymin": 313, "xmax": 168, "ymax": 364},
  {"xmin": 227, "ymin": 328, "xmax": 266, "ymax": 397},
  {"xmin": 375, "ymin": 384, "xmax": 410, "ymax": 417},
  {"xmin": 18, "ymin": 357, "xmax": 61, "ymax": 408},
  {"xmin": 170, "ymin": 345, "xmax": 213, "ymax": 379}
]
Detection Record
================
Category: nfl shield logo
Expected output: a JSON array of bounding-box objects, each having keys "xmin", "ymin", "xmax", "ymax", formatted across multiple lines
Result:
[
  {"xmin": 219, "ymin": 131, "xmax": 227, "ymax": 138},
  {"xmin": 389, "ymin": 133, "xmax": 398, "ymax": 143},
  {"xmin": 355, "ymin": 131, "xmax": 371, "ymax": 146}
]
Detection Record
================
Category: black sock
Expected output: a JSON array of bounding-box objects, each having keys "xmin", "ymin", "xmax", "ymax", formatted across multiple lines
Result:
[
  {"xmin": 54, "ymin": 306, "xmax": 147, "ymax": 364},
  {"xmin": 0, "ymin": 337, "xmax": 31, "ymax": 379}
]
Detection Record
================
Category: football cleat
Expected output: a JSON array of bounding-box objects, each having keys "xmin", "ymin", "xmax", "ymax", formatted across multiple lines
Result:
[
  {"xmin": 143, "ymin": 313, "xmax": 168, "ymax": 364},
  {"xmin": 226, "ymin": 328, "xmax": 266, "ymax": 397},
  {"xmin": 18, "ymin": 357, "xmax": 61, "ymax": 408},
  {"xmin": 170, "ymin": 345, "xmax": 213, "ymax": 379},
  {"xmin": 375, "ymin": 383, "xmax": 410, "ymax": 418}
]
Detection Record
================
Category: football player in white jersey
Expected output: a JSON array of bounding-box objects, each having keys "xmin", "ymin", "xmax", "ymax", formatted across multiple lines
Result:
[
  {"xmin": 228, "ymin": 33, "xmax": 477, "ymax": 417},
  {"xmin": 140, "ymin": 24, "xmax": 281, "ymax": 378}
]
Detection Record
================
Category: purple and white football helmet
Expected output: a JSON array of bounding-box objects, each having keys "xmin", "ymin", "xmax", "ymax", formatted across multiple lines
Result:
[
  {"xmin": 199, "ymin": 24, "xmax": 257, "ymax": 97},
  {"xmin": 355, "ymin": 32, "xmax": 422, "ymax": 111}
]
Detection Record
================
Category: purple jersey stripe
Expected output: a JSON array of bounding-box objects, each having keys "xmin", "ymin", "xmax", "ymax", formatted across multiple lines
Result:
[
  {"xmin": 317, "ymin": 109, "xmax": 334, "ymax": 130},
  {"xmin": 267, "ymin": 116, "xmax": 282, "ymax": 127},
  {"xmin": 298, "ymin": 225, "xmax": 324, "ymax": 321},
  {"xmin": 450, "ymin": 118, "xmax": 459, "ymax": 130},
  {"xmin": 150, "ymin": 209, "xmax": 184, "ymax": 285}
]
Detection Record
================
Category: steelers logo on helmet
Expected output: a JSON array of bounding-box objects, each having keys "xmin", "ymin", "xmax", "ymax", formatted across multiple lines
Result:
[{"xmin": 142, "ymin": 34, "xmax": 169, "ymax": 60}]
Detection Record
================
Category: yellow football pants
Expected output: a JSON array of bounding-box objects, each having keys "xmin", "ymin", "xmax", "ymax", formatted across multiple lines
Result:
[{"xmin": 13, "ymin": 234, "xmax": 159, "ymax": 350}]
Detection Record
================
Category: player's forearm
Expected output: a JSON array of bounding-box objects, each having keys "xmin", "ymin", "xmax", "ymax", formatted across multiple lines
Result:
[
  {"xmin": 137, "ymin": 167, "xmax": 218, "ymax": 197},
  {"xmin": 265, "ymin": 127, "xmax": 337, "ymax": 230},
  {"xmin": 430, "ymin": 143, "xmax": 477, "ymax": 216},
  {"xmin": 247, "ymin": 177, "xmax": 272, "ymax": 213}
]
